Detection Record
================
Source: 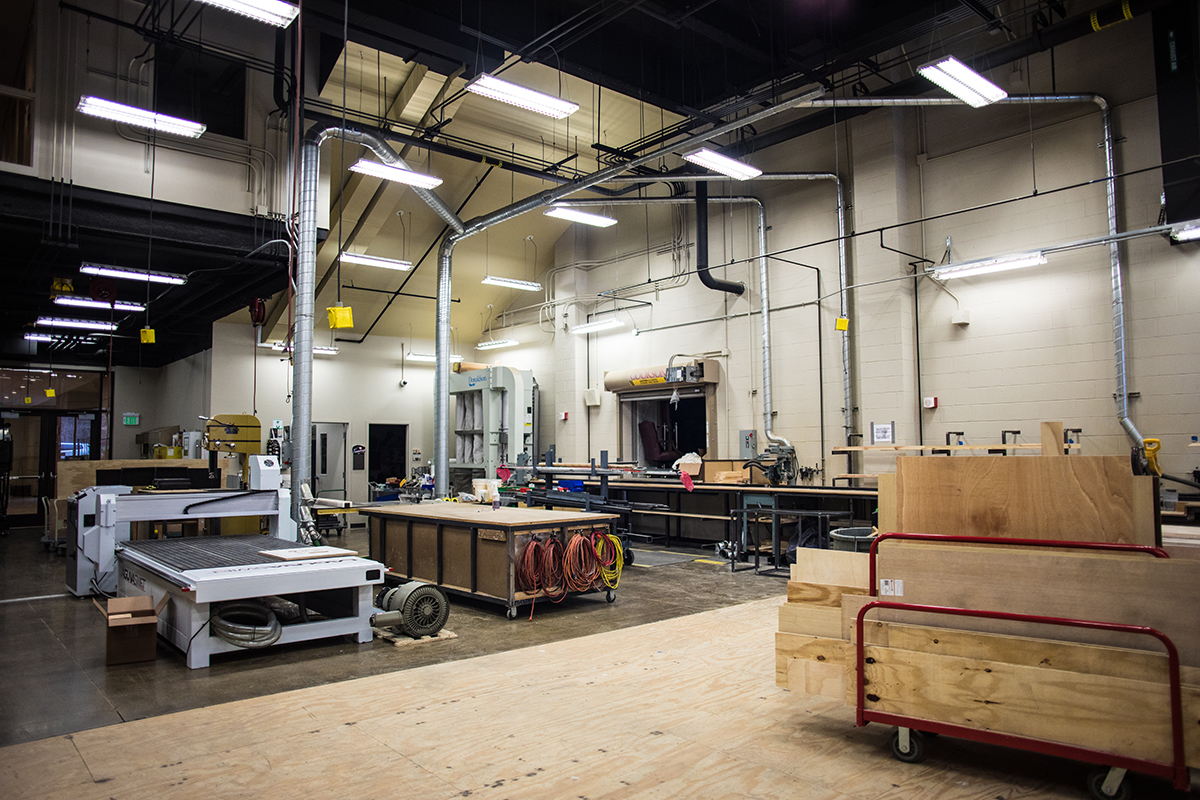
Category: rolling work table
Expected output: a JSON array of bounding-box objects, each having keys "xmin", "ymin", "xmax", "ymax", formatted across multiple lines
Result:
[{"xmin": 359, "ymin": 503, "xmax": 620, "ymax": 618}]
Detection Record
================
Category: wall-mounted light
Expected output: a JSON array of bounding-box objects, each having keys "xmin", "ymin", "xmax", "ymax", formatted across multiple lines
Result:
[
  {"xmin": 544, "ymin": 207, "xmax": 617, "ymax": 228},
  {"xmin": 81, "ymin": 263, "xmax": 187, "ymax": 285},
  {"xmin": 917, "ymin": 56, "xmax": 1007, "ymax": 108},
  {"xmin": 36, "ymin": 317, "xmax": 118, "ymax": 331},
  {"xmin": 77, "ymin": 96, "xmax": 206, "ymax": 138},
  {"xmin": 349, "ymin": 159, "xmax": 443, "ymax": 189},
  {"xmin": 54, "ymin": 296, "xmax": 146, "ymax": 312},
  {"xmin": 931, "ymin": 251, "xmax": 1047, "ymax": 280},
  {"xmin": 1170, "ymin": 221, "xmax": 1200, "ymax": 242},
  {"xmin": 408, "ymin": 352, "xmax": 463, "ymax": 363},
  {"xmin": 571, "ymin": 317, "xmax": 624, "ymax": 335},
  {"xmin": 465, "ymin": 74, "xmax": 579, "ymax": 119},
  {"xmin": 339, "ymin": 252, "xmax": 413, "ymax": 271},
  {"xmin": 475, "ymin": 339, "xmax": 519, "ymax": 350},
  {"xmin": 193, "ymin": 0, "xmax": 299, "ymax": 27},
  {"xmin": 682, "ymin": 147, "xmax": 763, "ymax": 180},
  {"xmin": 481, "ymin": 275, "xmax": 542, "ymax": 292}
]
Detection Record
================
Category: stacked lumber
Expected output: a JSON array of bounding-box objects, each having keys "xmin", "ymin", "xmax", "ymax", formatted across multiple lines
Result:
[{"xmin": 775, "ymin": 542, "xmax": 1200, "ymax": 768}]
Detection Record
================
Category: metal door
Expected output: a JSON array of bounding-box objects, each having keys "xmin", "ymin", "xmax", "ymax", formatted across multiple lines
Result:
[{"xmin": 311, "ymin": 422, "xmax": 348, "ymax": 499}]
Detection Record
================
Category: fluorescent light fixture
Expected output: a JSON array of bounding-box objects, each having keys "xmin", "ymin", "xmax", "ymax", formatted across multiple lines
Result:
[
  {"xmin": 682, "ymin": 148, "xmax": 763, "ymax": 180},
  {"xmin": 917, "ymin": 56, "xmax": 1007, "ymax": 108},
  {"xmin": 571, "ymin": 317, "xmax": 624, "ymax": 335},
  {"xmin": 465, "ymin": 74, "xmax": 579, "ymax": 119},
  {"xmin": 1169, "ymin": 221, "xmax": 1200, "ymax": 242},
  {"xmin": 54, "ymin": 296, "xmax": 145, "ymax": 312},
  {"xmin": 932, "ymin": 251, "xmax": 1047, "ymax": 280},
  {"xmin": 80, "ymin": 263, "xmax": 187, "ymax": 285},
  {"xmin": 36, "ymin": 317, "xmax": 118, "ymax": 331},
  {"xmin": 266, "ymin": 342, "xmax": 338, "ymax": 355},
  {"xmin": 193, "ymin": 0, "xmax": 299, "ymax": 27},
  {"xmin": 339, "ymin": 252, "xmax": 413, "ymax": 271},
  {"xmin": 481, "ymin": 275, "xmax": 542, "ymax": 292},
  {"xmin": 77, "ymin": 96, "xmax": 206, "ymax": 138},
  {"xmin": 349, "ymin": 159, "xmax": 443, "ymax": 189},
  {"xmin": 545, "ymin": 207, "xmax": 618, "ymax": 228},
  {"xmin": 25, "ymin": 333, "xmax": 96, "ymax": 343},
  {"xmin": 475, "ymin": 339, "xmax": 520, "ymax": 350},
  {"xmin": 408, "ymin": 353, "xmax": 463, "ymax": 363}
]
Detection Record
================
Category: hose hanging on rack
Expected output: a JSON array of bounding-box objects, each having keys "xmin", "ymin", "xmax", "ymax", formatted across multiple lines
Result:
[
  {"xmin": 592, "ymin": 532, "xmax": 623, "ymax": 589},
  {"xmin": 564, "ymin": 533, "xmax": 600, "ymax": 592}
]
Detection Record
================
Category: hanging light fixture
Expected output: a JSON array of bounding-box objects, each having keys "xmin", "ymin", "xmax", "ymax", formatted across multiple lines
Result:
[
  {"xmin": 192, "ymin": 0, "xmax": 299, "ymax": 27},
  {"xmin": 1169, "ymin": 221, "xmax": 1200, "ymax": 242},
  {"xmin": 80, "ymin": 263, "xmax": 187, "ymax": 285},
  {"xmin": 54, "ymin": 296, "xmax": 146, "ymax": 312},
  {"xmin": 917, "ymin": 56, "xmax": 1007, "ymax": 108},
  {"xmin": 481, "ymin": 275, "xmax": 541, "ymax": 291},
  {"xmin": 339, "ymin": 252, "xmax": 413, "ymax": 271},
  {"xmin": 475, "ymin": 339, "xmax": 520, "ymax": 350},
  {"xmin": 262, "ymin": 342, "xmax": 339, "ymax": 356},
  {"xmin": 571, "ymin": 317, "xmax": 624, "ymax": 335},
  {"xmin": 931, "ymin": 251, "xmax": 1047, "ymax": 280},
  {"xmin": 682, "ymin": 148, "xmax": 763, "ymax": 180},
  {"xmin": 465, "ymin": 74, "xmax": 579, "ymax": 119},
  {"xmin": 408, "ymin": 352, "xmax": 464, "ymax": 363},
  {"xmin": 349, "ymin": 159, "xmax": 443, "ymax": 189},
  {"xmin": 36, "ymin": 317, "xmax": 118, "ymax": 331},
  {"xmin": 77, "ymin": 96, "xmax": 206, "ymax": 138},
  {"xmin": 545, "ymin": 207, "xmax": 617, "ymax": 228}
]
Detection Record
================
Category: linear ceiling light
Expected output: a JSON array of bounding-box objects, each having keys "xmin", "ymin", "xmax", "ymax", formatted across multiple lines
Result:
[
  {"xmin": 77, "ymin": 96, "xmax": 206, "ymax": 138},
  {"xmin": 475, "ymin": 339, "xmax": 520, "ymax": 350},
  {"xmin": 36, "ymin": 317, "xmax": 118, "ymax": 331},
  {"xmin": 1169, "ymin": 221, "xmax": 1200, "ymax": 242},
  {"xmin": 349, "ymin": 159, "xmax": 443, "ymax": 189},
  {"xmin": 932, "ymin": 251, "xmax": 1047, "ymax": 280},
  {"xmin": 917, "ymin": 56, "xmax": 1007, "ymax": 108},
  {"xmin": 481, "ymin": 275, "xmax": 542, "ymax": 292},
  {"xmin": 54, "ymin": 296, "xmax": 146, "ymax": 312},
  {"xmin": 465, "ymin": 74, "xmax": 579, "ymax": 119},
  {"xmin": 571, "ymin": 317, "xmax": 624, "ymax": 335},
  {"xmin": 408, "ymin": 352, "xmax": 464, "ymax": 363},
  {"xmin": 80, "ymin": 263, "xmax": 188, "ymax": 285},
  {"xmin": 339, "ymin": 252, "xmax": 413, "ymax": 271},
  {"xmin": 193, "ymin": 0, "xmax": 299, "ymax": 26},
  {"xmin": 682, "ymin": 148, "xmax": 763, "ymax": 180},
  {"xmin": 266, "ymin": 342, "xmax": 338, "ymax": 355},
  {"xmin": 25, "ymin": 332, "xmax": 96, "ymax": 343},
  {"xmin": 544, "ymin": 207, "xmax": 618, "ymax": 228}
]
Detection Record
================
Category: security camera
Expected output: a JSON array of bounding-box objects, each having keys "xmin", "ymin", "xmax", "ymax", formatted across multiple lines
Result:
[{"xmin": 399, "ymin": 380, "xmax": 408, "ymax": 388}]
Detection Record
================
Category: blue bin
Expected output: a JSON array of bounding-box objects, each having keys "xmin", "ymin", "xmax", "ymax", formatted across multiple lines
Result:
[{"xmin": 557, "ymin": 480, "xmax": 584, "ymax": 492}]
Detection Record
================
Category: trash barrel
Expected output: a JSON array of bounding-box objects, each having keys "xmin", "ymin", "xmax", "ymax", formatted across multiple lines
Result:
[{"xmin": 829, "ymin": 526, "xmax": 875, "ymax": 552}]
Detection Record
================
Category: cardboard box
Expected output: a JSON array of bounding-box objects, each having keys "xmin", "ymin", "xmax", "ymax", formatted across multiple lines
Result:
[
  {"xmin": 678, "ymin": 461, "xmax": 702, "ymax": 477},
  {"xmin": 94, "ymin": 595, "xmax": 168, "ymax": 665},
  {"xmin": 700, "ymin": 460, "xmax": 738, "ymax": 482}
]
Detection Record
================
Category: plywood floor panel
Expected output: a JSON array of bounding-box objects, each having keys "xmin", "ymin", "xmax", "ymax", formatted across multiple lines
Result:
[{"xmin": 0, "ymin": 597, "xmax": 1159, "ymax": 800}]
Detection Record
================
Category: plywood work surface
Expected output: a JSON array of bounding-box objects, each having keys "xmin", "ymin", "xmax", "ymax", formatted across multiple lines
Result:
[
  {"xmin": 56, "ymin": 458, "xmax": 218, "ymax": 499},
  {"xmin": 0, "ymin": 597, "xmax": 1115, "ymax": 800},
  {"xmin": 893, "ymin": 456, "xmax": 1155, "ymax": 544},
  {"xmin": 362, "ymin": 502, "xmax": 617, "ymax": 528}
]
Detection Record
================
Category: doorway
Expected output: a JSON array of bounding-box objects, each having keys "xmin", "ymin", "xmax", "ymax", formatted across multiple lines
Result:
[
  {"xmin": 367, "ymin": 424, "xmax": 408, "ymax": 484},
  {"xmin": 311, "ymin": 422, "xmax": 348, "ymax": 500},
  {"xmin": 2, "ymin": 410, "xmax": 102, "ymax": 527}
]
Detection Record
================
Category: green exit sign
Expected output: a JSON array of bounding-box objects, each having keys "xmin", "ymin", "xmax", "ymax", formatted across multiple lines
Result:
[{"xmin": 122, "ymin": 413, "xmax": 140, "ymax": 426}]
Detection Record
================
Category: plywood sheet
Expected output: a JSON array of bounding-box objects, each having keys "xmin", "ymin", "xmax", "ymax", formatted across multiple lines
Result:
[
  {"xmin": 778, "ymin": 603, "xmax": 842, "ymax": 639},
  {"xmin": 871, "ymin": 542, "xmax": 1200, "ymax": 664},
  {"xmin": 786, "ymin": 582, "xmax": 863, "ymax": 607},
  {"xmin": 789, "ymin": 549, "xmax": 869, "ymax": 591},
  {"xmin": 57, "ymin": 458, "xmax": 217, "ymax": 499},
  {"xmin": 894, "ymin": 455, "xmax": 1155, "ymax": 545},
  {"xmin": 363, "ymin": 502, "xmax": 617, "ymax": 527}
]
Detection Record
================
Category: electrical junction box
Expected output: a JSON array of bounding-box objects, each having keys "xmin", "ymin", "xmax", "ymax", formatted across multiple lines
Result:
[
  {"xmin": 923, "ymin": 397, "xmax": 938, "ymax": 409},
  {"xmin": 248, "ymin": 455, "xmax": 282, "ymax": 490},
  {"xmin": 582, "ymin": 388, "xmax": 602, "ymax": 407},
  {"xmin": 740, "ymin": 430, "xmax": 758, "ymax": 459}
]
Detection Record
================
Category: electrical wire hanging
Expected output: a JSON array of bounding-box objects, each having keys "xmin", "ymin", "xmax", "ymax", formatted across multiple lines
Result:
[{"xmin": 592, "ymin": 531, "xmax": 623, "ymax": 589}]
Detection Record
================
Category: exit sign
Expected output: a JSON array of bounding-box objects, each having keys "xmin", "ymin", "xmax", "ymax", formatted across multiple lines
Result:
[{"xmin": 122, "ymin": 413, "xmax": 140, "ymax": 426}]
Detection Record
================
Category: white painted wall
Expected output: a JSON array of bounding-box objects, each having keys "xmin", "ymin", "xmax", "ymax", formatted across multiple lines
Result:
[{"xmin": 110, "ymin": 349, "xmax": 211, "ymax": 458}]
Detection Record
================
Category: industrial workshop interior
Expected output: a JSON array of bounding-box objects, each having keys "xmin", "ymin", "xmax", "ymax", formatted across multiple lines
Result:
[{"xmin": 2, "ymin": 0, "xmax": 1200, "ymax": 797}]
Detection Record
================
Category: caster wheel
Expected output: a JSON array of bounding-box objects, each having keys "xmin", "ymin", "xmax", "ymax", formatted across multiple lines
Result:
[
  {"xmin": 506, "ymin": 606, "xmax": 519, "ymax": 620},
  {"xmin": 605, "ymin": 588, "xmax": 616, "ymax": 603},
  {"xmin": 623, "ymin": 547, "xmax": 634, "ymax": 566},
  {"xmin": 890, "ymin": 730, "xmax": 926, "ymax": 764},
  {"xmin": 1087, "ymin": 769, "xmax": 1131, "ymax": 800}
]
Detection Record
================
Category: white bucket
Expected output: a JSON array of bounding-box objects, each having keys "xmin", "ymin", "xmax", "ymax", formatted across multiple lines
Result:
[{"xmin": 472, "ymin": 478, "xmax": 501, "ymax": 503}]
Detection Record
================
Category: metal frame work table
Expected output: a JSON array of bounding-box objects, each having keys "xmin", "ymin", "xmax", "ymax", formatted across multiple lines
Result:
[
  {"xmin": 730, "ymin": 506, "xmax": 852, "ymax": 577},
  {"xmin": 360, "ymin": 503, "xmax": 620, "ymax": 619},
  {"xmin": 117, "ymin": 535, "xmax": 385, "ymax": 668},
  {"xmin": 573, "ymin": 480, "xmax": 876, "ymax": 548}
]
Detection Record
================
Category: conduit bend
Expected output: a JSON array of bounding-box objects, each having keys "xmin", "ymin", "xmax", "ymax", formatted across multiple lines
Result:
[{"xmin": 293, "ymin": 122, "xmax": 463, "ymax": 519}]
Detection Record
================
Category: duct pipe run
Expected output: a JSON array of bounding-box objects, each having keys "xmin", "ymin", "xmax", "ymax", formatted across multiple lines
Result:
[
  {"xmin": 694, "ymin": 182, "xmax": 745, "ymax": 295},
  {"xmin": 293, "ymin": 122, "xmax": 463, "ymax": 519},
  {"xmin": 430, "ymin": 87, "xmax": 827, "ymax": 496}
]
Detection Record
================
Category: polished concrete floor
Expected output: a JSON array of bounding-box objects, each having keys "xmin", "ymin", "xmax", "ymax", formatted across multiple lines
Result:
[{"xmin": 0, "ymin": 524, "xmax": 785, "ymax": 747}]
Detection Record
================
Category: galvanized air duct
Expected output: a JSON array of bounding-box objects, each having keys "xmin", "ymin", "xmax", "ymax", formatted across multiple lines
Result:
[
  {"xmin": 556, "ymin": 195, "xmax": 791, "ymax": 451},
  {"xmin": 293, "ymin": 123, "xmax": 463, "ymax": 519},
  {"xmin": 430, "ymin": 87, "xmax": 827, "ymax": 495}
]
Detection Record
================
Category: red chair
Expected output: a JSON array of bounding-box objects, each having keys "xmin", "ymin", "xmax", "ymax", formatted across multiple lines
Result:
[{"xmin": 639, "ymin": 420, "xmax": 683, "ymax": 466}]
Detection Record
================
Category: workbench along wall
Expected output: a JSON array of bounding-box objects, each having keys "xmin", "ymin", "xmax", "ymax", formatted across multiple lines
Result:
[{"xmin": 544, "ymin": 14, "xmax": 1200, "ymax": 478}]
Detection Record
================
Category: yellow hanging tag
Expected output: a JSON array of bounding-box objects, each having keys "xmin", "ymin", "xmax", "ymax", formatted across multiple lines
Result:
[
  {"xmin": 45, "ymin": 388, "xmax": 56, "ymax": 398},
  {"xmin": 835, "ymin": 317, "xmax": 849, "ymax": 331},
  {"xmin": 327, "ymin": 305, "xmax": 354, "ymax": 329},
  {"xmin": 141, "ymin": 327, "xmax": 156, "ymax": 344}
]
